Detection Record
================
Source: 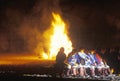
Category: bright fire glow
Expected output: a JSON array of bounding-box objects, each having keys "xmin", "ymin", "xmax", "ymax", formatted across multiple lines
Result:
[
  {"xmin": 42, "ymin": 53, "xmax": 49, "ymax": 59},
  {"xmin": 42, "ymin": 12, "xmax": 72, "ymax": 60},
  {"xmin": 50, "ymin": 12, "xmax": 72, "ymax": 59},
  {"xmin": 111, "ymin": 68, "xmax": 114, "ymax": 74}
]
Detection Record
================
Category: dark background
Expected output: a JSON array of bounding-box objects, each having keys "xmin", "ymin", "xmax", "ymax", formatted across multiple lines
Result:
[{"xmin": 0, "ymin": 0, "xmax": 120, "ymax": 54}]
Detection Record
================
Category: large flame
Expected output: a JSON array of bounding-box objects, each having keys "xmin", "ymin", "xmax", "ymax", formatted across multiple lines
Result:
[
  {"xmin": 50, "ymin": 12, "xmax": 72, "ymax": 59},
  {"xmin": 42, "ymin": 12, "xmax": 72, "ymax": 60}
]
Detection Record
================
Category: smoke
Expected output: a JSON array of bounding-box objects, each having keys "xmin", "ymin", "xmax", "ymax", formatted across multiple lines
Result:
[
  {"xmin": 0, "ymin": 7, "xmax": 26, "ymax": 53},
  {"xmin": 0, "ymin": 0, "xmax": 120, "ymax": 54},
  {"xmin": 0, "ymin": 0, "xmax": 62, "ymax": 55},
  {"xmin": 17, "ymin": 0, "xmax": 62, "ymax": 56}
]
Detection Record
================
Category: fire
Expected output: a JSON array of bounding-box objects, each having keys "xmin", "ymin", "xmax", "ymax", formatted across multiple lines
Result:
[
  {"xmin": 42, "ymin": 12, "xmax": 72, "ymax": 60},
  {"xmin": 42, "ymin": 53, "xmax": 49, "ymax": 59},
  {"xmin": 50, "ymin": 12, "xmax": 72, "ymax": 59},
  {"xmin": 111, "ymin": 68, "xmax": 114, "ymax": 74}
]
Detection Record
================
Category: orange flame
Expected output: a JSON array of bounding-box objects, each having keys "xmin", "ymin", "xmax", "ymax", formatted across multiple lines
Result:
[
  {"xmin": 42, "ymin": 12, "xmax": 72, "ymax": 60},
  {"xmin": 111, "ymin": 68, "xmax": 114, "ymax": 74}
]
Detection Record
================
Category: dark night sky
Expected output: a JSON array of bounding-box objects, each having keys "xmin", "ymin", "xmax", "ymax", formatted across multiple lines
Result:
[{"xmin": 0, "ymin": 0, "xmax": 120, "ymax": 54}]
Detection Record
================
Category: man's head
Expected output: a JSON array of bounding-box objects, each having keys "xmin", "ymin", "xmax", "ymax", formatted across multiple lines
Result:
[{"xmin": 60, "ymin": 47, "xmax": 64, "ymax": 52}]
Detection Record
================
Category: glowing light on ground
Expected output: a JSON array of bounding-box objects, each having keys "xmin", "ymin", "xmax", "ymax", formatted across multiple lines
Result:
[
  {"xmin": 42, "ymin": 53, "xmax": 49, "ymax": 59},
  {"xmin": 0, "ymin": 54, "xmax": 55, "ymax": 65}
]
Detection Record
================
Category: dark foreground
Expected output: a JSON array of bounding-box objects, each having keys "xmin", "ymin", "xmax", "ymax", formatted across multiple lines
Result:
[
  {"xmin": 0, "ymin": 63, "xmax": 119, "ymax": 81},
  {"xmin": 0, "ymin": 73, "xmax": 111, "ymax": 81}
]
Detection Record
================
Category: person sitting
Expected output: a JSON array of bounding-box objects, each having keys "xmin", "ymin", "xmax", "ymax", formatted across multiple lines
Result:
[
  {"xmin": 77, "ymin": 49, "xmax": 88, "ymax": 78},
  {"xmin": 65, "ymin": 49, "xmax": 79, "ymax": 76},
  {"xmin": 86, "ymin": 50, "xmax": 97, "ymax": 77}
]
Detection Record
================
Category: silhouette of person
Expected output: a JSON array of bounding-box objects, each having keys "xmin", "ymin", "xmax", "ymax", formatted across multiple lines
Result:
[{"xmin": 55, "ymin": 47, "xmax": 66, "ymax": 77}]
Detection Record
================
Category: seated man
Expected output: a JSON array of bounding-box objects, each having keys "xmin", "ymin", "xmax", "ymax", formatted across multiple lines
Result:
[
  {"xmin": 95, "ymin": 51, "xmax": 111, "ymax": 76},
  {"xmin": 65, "ymin": 49, "xmax": 79, "ymax": 76},
  {"xmin": 77, "ymin": 49, "xmax": 89, "ymax": 78},
  {"xmin": 102, "ymin": 60, "xmax": 112, "ymax": 76},
  {"xmin": 85, "ymin": 50, "xmax": 97, "ymax": 77}
]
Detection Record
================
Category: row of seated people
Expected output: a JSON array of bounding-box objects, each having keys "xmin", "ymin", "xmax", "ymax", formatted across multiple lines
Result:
[{"xmin": 64, "ymin": 49, "xmax": 112, "ymax": 78}]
